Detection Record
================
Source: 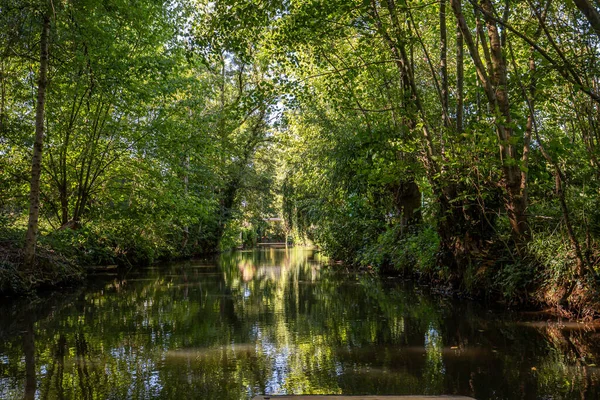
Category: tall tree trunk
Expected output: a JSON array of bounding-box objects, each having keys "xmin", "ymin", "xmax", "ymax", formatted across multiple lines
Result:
[
  {"xmin": 0, "ymin": 58, "xmax": 6, "ymax": 134},
  {"xmin": 520, "ymin": 0, "xmax": 550, "ymax": 207},
  {"xmin": 482, "ymin": 0, "xmax": 528, "ymax": 240},
  {"xmin": 182, "ymin": 147, "xmax": 190, "ymax": 250},
  {"xmin": 23, "ymin": 13, "xmax": 50, "ymax": 269},
  {"xmin": 451, "ymin": 0, "xmax": 529, "ymax": 241},
  {"xmin": 456, "ymin": 0, "xmax": 464, "ymax": 133},
  {"xmin": 376, "ymin": 0, "xmax": 438, "ymax": 173},
  {"xmin": 440, "ymin": 0, "xmax": 449, "ymax": 128}
]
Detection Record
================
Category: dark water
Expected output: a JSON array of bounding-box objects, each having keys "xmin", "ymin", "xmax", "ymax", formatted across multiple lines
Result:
[{"xmin": 1, "ymin": 249, "xmax": 600, "ymax": 399}]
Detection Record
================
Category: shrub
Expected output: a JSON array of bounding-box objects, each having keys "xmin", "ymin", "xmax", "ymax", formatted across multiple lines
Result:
[{"xmin": 360, "ymin": 225, "xmax": 440, "ymax": 276}]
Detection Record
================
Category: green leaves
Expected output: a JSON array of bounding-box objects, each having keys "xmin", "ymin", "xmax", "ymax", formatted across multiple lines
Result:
[{"xmin": 1, "ymin": 0, "xmax": 600, "ymax": 302}]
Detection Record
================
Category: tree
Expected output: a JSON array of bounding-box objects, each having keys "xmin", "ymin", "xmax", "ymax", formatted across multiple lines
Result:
[{"xmin": 23, "ymin": 7, "xmax": 50, "ymax": 269}]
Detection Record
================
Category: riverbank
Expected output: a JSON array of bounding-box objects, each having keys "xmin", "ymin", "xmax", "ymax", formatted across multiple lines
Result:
[
  {"xmin": 340, "ymin": 226, "xmax": 600, "ymax": 321},
  {"xmin": 0, "ymin": 232, "xmax": 83, "ymax": 293},
  {"xmin": 0, "ymin": 225, "xmax": 188, "ymax": 294},
  {"xmin": 3, "ymin": 223, "xmax": 599, "ymax": 320}
]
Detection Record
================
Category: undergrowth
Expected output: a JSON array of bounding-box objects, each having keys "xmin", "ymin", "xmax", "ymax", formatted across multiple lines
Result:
[
  {"xmin": 0, "ymin": 226, "xmax": 83, "ymax": 294},
  {"xmin": 359, "ymin": 225, "xmax": 440, "ymax": 276},
  {"xmin": 0, "ymin": 221, "xmax": 187, "ymax": 294}
]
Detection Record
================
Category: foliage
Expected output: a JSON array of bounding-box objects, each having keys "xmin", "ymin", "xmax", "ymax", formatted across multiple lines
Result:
[
  {"xmin": 2, "ymin": 0, "xmax": 600, "ymax": 312},
  {"xmin": 0, "ymin": 0, "xmax": 280, "ymax": 290},
  {"xmin": 268, "ymin": 0, "xmax": 600, "ymax": 312},
  {"xmin": 360, "ymin": 225, "xmax": 441, "ymax": 277}
]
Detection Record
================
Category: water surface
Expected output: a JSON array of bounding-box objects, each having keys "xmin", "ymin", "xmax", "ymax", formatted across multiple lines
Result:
[{"xmin": 1, "ymin": 248, "xmax": 599, "ymax": 399}]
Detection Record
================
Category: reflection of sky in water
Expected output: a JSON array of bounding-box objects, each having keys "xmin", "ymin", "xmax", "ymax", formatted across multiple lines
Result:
[
  {"xmin": 148, "ymin": 370, "xmax": 163, "ymax": 397},
  {"xmin": 257, "ymin": 326, "xmax": 291, "ymax": 394},
  {"xmin": 335, "ymin": 361, "xmax": 343, "ymax": 376}
]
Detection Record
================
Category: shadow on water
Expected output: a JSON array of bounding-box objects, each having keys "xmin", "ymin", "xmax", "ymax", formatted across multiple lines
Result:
[{"xmin": 1, "ymin": 248, "xmax": 600, "ymax": 399}]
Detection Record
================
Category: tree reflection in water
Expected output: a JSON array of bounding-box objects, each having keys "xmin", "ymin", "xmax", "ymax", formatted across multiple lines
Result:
[{"xmin": 0, "ymin": 248, "xmax": 599, "ymax": 399}]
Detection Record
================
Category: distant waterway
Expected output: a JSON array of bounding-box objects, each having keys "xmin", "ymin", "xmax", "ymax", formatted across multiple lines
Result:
[{"xmin": 1, "ymin": 248, "xmax": 599, "ymax": 399}]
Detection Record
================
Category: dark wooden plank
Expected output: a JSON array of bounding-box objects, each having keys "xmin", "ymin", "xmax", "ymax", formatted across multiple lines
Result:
[{"xmin": 252, "ymin": 396, "xmax": 475, "ymax": 400}]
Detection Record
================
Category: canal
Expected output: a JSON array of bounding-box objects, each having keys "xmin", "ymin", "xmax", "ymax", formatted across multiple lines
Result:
[{"xmin": 1, "ymin": 248, "xmax": 599, "ymax": 399}]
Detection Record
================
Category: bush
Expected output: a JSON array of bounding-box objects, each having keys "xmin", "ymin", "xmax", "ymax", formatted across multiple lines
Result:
[
  {"xmin": 359, "ymin": 225, "xmax": 440, "ymax": 276},
  {"xmin": 43, "ymin": 221, "xmax": 180, "ymax": 268}
]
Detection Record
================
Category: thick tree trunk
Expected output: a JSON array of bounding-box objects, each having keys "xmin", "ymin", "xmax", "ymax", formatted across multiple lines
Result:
[
  {"xmin": 573, "ymin": 0, "xmax": 600, "ymax": 38},
  {"xmin": 23, "ymin": 14, "xmax": 50, "ymax": 269},
  {"xmin": 389, "ymin": 180, "xmax": 422, "ymax": 234},
  {"xmin": 481, "ymin": 0, "xmax": 528, "ymax": 239},
  {"xmin": 451, "ymin": 0, "xmax": 529, "ymax": 241},
  {"xmin": 60, "ymin": 185, "xmax": 69, "ymax": 226}
]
